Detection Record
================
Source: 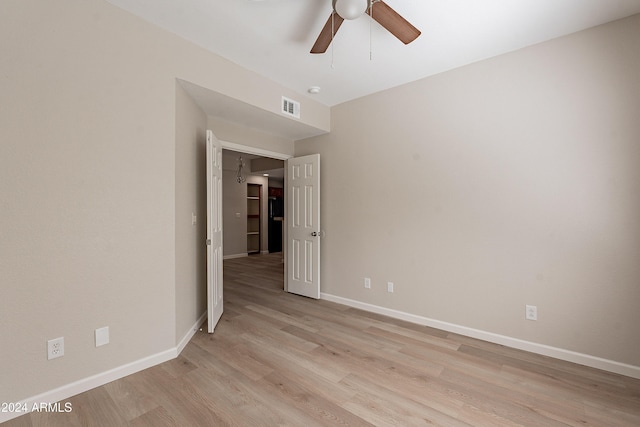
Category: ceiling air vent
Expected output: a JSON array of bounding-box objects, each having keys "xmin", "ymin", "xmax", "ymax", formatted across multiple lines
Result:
[{"xmin": 281, "ymin": 96, "xmax": 300, "ymax": 119}]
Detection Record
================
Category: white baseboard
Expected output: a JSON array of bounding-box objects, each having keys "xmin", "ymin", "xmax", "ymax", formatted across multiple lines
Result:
[
  {"xmin": 223, "ymin": 253, "xmax": 248, "ymax": 260},
  {"xmin": 320, "ymin": 292, "xmax": 640, "ymax": 380},
  {"xmin": 176, "ymin": 311, "xmax": 207, "ymax": 354},
  {"xmin": 0, "ymin": 315, "xmax": 205, "ymax": 424}
]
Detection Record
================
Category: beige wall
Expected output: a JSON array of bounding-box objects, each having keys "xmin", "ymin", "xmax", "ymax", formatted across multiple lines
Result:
[
  {"xmin": 296, "ymin": 14, "xmax": 640, "ymax": 367},
  {"xmin": 175, "ymin": 82, "xmax": 207, "ymax": 344},
  {"xmin": 0, "ymin": 0, "xmax": 327, "ymax": 405},
  {"xmin": 222, "ymin": 169, "xmax": 248, "ymax": 257},
  {"xmin": 208, "ymin": 116, "xmax": 295, "ymax": 156}
]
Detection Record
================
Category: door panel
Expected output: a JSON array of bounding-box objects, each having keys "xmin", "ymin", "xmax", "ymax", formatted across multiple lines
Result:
[
  {"xmin": 286, "ymin": 154, "xmax": 320, "ymax": 299},
  {"xmin": 206, "ymin": 130, "xmax": 223, "ymax": 332}
]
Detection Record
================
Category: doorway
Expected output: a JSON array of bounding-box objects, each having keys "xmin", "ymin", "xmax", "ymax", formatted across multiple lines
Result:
[{"xmin": 220, "ymin": 141, "xmax": 290, "ymax": 292}]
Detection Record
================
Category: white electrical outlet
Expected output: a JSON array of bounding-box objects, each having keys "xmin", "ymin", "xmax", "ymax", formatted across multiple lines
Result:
[
  {"xmin": 526, "ymin": 305, "xmax": 538, "ymax": 321},
  {"xmin": 387, "ymin": 282, "xmax": 394, "ymax": 293},
  {"xmin": 47, "ymin": 337, "xmax": 64, "ymax": 360},
  {"xmin": 364, "ymin": 278, "xmax": 371, "ymax": 289}
]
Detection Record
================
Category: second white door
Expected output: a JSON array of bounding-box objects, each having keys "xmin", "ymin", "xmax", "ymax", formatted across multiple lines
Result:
[
  {"xmin": 206, "ymin": 130, "xmax": 223, "ymax": 332},
  {"xmin": 286, "ymin": 154, "xmax": 320, "ymax": 299}
]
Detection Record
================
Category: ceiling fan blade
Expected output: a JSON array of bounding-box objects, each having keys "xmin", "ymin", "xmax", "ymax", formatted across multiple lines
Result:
[
  {"xmin": 310, "ymin": 12, "xmax": 345, "ymax": 54},
  {"xmin": 367, "ymin": 1, "xmax": 420, "ymax": 45}
]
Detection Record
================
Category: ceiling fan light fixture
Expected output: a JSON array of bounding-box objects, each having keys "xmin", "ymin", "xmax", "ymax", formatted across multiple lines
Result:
[{"xmin": 333, "ymin": 0, "xmax": 368, "ymax": 20}]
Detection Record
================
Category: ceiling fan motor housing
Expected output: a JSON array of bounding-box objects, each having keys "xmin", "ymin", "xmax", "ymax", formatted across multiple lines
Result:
[{"xmin": 333, "ymin": 0, "xmax": 369, "ymax": 20}]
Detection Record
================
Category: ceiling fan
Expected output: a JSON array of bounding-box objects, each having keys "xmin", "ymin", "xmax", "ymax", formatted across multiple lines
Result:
[{"xmin": 310, "ymin": 0, "xmax": 421, "ymax": 54}]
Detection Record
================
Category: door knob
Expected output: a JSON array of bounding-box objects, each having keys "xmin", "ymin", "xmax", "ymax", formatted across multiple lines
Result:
[{"xmin": 311, "ymin": 232, "xmax": 318, "ymax": 237}]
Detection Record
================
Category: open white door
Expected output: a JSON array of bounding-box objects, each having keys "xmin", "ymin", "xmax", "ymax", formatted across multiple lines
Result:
[
  {"xmin": 286, "ymin": 154, "xmax": 320, "ymax": 299},
  {"xmin": 206, "ymin": 130, "xmax": 223, "ymax": 332}
]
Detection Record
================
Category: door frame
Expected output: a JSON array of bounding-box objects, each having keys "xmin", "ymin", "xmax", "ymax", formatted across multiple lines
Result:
[{"xmin": 220, "ymin": 140, "xmax": 292, "ymax": 292}]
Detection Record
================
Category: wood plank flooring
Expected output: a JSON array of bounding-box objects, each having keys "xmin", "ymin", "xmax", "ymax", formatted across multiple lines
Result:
[{"xmin": 6, "ymin": 253, "xmax": 640, "ymax": 426}]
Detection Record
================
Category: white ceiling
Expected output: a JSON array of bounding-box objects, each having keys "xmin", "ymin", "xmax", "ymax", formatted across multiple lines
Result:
[{"xmin": 107, "ymin": 0, "xmax": 640, "ymax": 139}]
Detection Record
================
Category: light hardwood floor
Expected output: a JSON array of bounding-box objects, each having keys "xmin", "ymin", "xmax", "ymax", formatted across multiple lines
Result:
[{"xmin": 6, "ymin": 253, "xmax": 640, "ymax": 426}]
